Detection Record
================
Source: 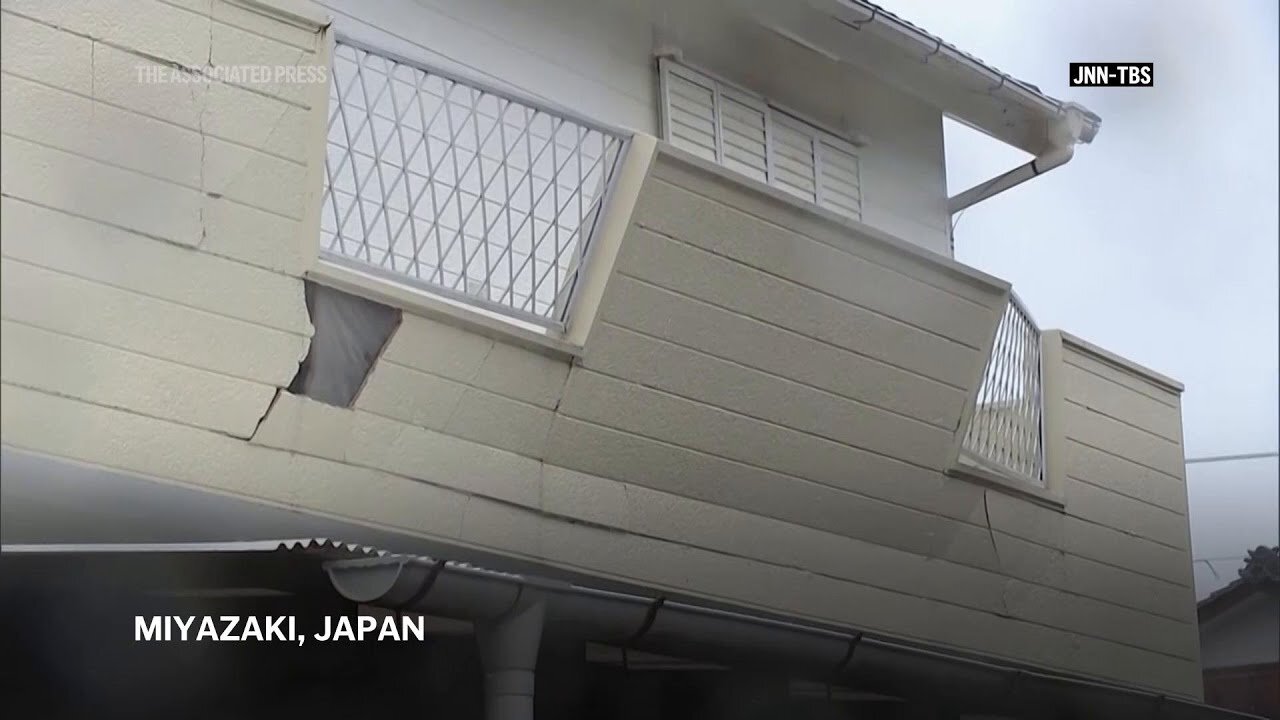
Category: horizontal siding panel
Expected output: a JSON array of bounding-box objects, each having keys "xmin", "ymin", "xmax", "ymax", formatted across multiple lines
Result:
[
  {"xmin": 200, "ymin": 196, "xmax": 306, "ymax": 274},
  {"xmin": 622, "ymin": 481, "xmax": 1195, "ymax": 660},
  {"xmin": 251, "ymin": 392, "xmax": 354, "ymax": 463},
  {"xmin": 1063, "ymin": 477, "xmax": 1190, "ymax": 549},
  {"xmin": 0, "ymin": 198, "xmax": 310, "ymax": 335},
  {"xmin": 442, "ymin": 387, "xmax": 555, "ymax": 459},
  {"xmin": 594, "ymin": 281, "xmax": 966, "ymax": 426},
  {"xmin": 0, "ymin": 385, "xmax": 1202, "ymax": 696},
  {"xmin": 587, "ymin": 318, "xmax": 958, "ymax": 452},
  {"xmin": 381, "ymin": 315, "xmax": 495, "ymax": 381},
  {"xmin": 203, "ymin": 135, "xmax": 309, "ymax": 220},
  {"xmin": 0, "ymin": 134, "xmax": 203, "ymax": 247},
  {"xmin": 540, "ymin": 444, "xmax": 1198, "ymax": 642},
  {"xmin": 649, "ymin": 154, "xmax": 1005, "ymax": 306},
  {"xmin": 92, "ymin": 43, "xmax": 313, "ymax": 162},
  {"xmin": 544, "ymin": 414, "xmax": 999, "ymax": 571},
  {"xmin": 1, "ymin": 260, "xmax": 308, "ymax": 386},
  {"xmin": 1065, "ymin": 439, "xmax": 1187, "ymax": 514},
  {"xmin": 1063, "ymin": 552, "xmax": 1197, "ymax": 624},
  {"xmin": 985, "ymin": 490, "xmax": 1193, "ymax": 586},
  {"xmin": 1, "ymin": 321, "xmax": 274, "ymax": 437},
  {"xmin": 633, "ymin": 177, "xmax": 1000, "ymax": 349},
  {"xmin": 1, "ymin": 29, "xmax": 312, "ymax": 163},
  {"xmin": 2, "ymin": 73, "xmax": 203, "ymax": 187},
  {"xmin": 613, "ymin": 228, "xmax": 980, "ymax": 389},
  {"xmin": 354, "ymin": 360, "xmax": 468, "ymax": 430},
  {"xmin": 1065, "ymin": 401, "xmax": 1186, "ymax": 479},
  {"xmin": 618, "ymin": 482, "xmax": 1005, "ymax": 613},
  {"xmin": 208, "ymin": 0, "xmax": 321, "ymax": 51},
  {"xmin": 559, "ymin": 366, "xmax": 948, "ymax": 482},
  {"xmin": 455, "ymin": 482, "xmax": 1199, "ymax": 697},
  {"xmin": 576, "ymin": 328, "xmax": 987, "ymax": 523},
  {"xmin": 991, "ymin": 532, "xmax": 1195, "ymax": 622},
  {"xmin": 1064, "ymin": 515, "xmax": 1194, "ymax": 588},
  {"xmin": 585, "ymin": 320, "xmax": 959, "ymax": 433},
  {"xmin": 0, "ymin": 384, "xmax": 473, "ymax": 548},
  {"xmin": 355, "ymin": 362, "xmax": 554, "ymax": 459},
  {"xmin": 5, "ymin": 0, "xmax": 212, "ymax": 68},
  {"xmin": 1001, "ymin": 579, "xmax": 1197, "ymax": 660},
  {"xmin": 1062, "ymin": 361, "xmax": 1183, "ymax": 442},
  {"xmin": 208, "ymin": 20, "xmax": 318, "ymax": 107},
  {"xmin": 0, "ymin": 72, "xmax": 308, "ymax": 220},
  {"xmin": 382, "ymin": 316, "xmax": 570, "ymax": 408},
  {"xmin": 0, "ymin": 11, "xmax": 95, "ymax": 96},
  {"xmin": 470, "ymin": 343, "xmax": 571, "ymax": 409},
  {"xmin": 344, "ymin": 410, "xmax": 543, "ymax": 508},
  {"xmin": 1062, "ymin": 349, "xmax": 1180, "ymax": 409}
]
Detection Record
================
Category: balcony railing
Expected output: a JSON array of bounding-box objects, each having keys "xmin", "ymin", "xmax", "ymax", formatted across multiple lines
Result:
[
  {"xmin": 960, "ymin": 293, "xmax": 1045, "ymax": 485},
  {"xmin": 320, "ymin": 38, "xmax": 627, "ymax": 327}
]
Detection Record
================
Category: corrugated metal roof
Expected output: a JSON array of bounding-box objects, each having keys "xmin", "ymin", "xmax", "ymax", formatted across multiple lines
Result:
[{"xmin": 0, "ymin": 538, "xmax": 387, "ymax": 559}]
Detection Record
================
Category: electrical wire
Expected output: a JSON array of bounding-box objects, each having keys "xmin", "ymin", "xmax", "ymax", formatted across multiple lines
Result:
[{"xmin": 1185, "ymin": 451, "xmax": 1278, "ymax": 464}]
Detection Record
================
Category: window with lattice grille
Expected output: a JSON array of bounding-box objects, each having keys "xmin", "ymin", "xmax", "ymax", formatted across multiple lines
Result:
[
  {"xmin": 658, "ymin": 59, "xmax": 863, "ymax": 222},
  {"xmin": 321, "ymin": 39, "xmax": 626, "ymax": 327}
]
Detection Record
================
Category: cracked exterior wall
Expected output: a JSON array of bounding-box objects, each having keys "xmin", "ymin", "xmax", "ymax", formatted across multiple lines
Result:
[
  {"xmin": 0, "ymin": 0, "xmax": 1200, "ymax": 703},
  {"xmin": 0, "ymin": 0, "xmax": 323, "ymax": 441}
]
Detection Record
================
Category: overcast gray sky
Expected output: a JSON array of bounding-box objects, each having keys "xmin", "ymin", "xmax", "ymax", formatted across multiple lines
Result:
[{"xmin": 877, "ymin": 0, "xmax": 1279, "ymax": 598}]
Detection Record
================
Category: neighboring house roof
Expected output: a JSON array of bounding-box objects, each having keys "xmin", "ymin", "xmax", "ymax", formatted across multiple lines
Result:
[{"xmin": 1199, "ymin": 546, "xmax": 1280, "ymax": 623}]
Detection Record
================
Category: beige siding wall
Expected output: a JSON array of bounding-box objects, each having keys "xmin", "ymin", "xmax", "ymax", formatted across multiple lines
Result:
[
  {"xmin": 0, "ymin": 0, "xmax": 322, "ymax": 438},
  {"xmin": 0, "ymin": 2, "xmax": 1200, "ymax": 701}
]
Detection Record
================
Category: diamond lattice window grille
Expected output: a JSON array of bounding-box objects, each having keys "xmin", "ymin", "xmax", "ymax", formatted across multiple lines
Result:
[{"xmin": 320, "ymin": 40, "xmax": 626, "ymax": 326}]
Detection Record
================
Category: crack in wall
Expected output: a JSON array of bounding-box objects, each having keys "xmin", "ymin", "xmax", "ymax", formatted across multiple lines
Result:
[{"xmin": 248, "ymin": 386, "xmax": 284, "ymax": 441}]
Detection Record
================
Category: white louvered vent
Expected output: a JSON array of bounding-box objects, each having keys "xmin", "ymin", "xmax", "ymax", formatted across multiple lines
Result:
[
  {"xmin": 665, "ymin": 70, "xmax": 717, "ymax": 162},
  {"xmin": 817, "ymin": 138, "xmax": 862, "ymax": 219},
  {"xmin": 659, "ymin": 59, "xmax": 862, "ymax": 222}
]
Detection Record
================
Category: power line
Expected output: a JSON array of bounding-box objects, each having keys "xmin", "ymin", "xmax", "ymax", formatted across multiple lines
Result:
[{"xmin": 1185, "ymin": 451, "xmax": 1279, "ymax": 464}]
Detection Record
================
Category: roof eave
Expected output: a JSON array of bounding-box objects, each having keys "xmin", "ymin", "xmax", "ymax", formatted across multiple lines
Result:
[{"xmin": 828, "ymin": 0, "xmax": 1102, "ymax": 153}]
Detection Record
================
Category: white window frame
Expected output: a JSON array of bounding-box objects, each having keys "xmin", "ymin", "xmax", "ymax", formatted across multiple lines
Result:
[{"xmin": 657, "ymin": 58, "xmax": 863, "ymax": 221}]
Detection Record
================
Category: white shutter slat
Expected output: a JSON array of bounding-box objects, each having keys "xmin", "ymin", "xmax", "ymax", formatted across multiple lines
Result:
[
  {"xmin": 771, "ymin": 114, "xmax": 816, "ymax": 202},
  {"xmin": 720, "ymin": 92, "xmax": 767, "ymax": 181},
  {"xmin": 817, "ymin": 139, "xmax": 862, "ymax": 221},
  {"xmin": 666, "ymin": 70, "xmax": 717, "ymax": 161}
]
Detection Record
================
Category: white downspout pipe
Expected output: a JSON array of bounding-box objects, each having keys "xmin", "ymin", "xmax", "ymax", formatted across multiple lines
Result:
[
  {"xmin": 948, "ymin": 144, "xmax": 1074, "ymax": 214},
  {"xmin": 948, "ymin": 103, "xmax": 1100, "ymax": 215},
  {"xmin": 476, "ymin": 595, "xmax": 546, "ymax": 720}
]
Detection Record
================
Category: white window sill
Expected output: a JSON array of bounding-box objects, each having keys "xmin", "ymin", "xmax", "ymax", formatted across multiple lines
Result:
[
  {"xmin": 307, "ymin": 259, "xmax": 584, "ymax": 362},
  {"xmin": 948, "ymin": 455, "xmax": 1066, "ymax": 512}
]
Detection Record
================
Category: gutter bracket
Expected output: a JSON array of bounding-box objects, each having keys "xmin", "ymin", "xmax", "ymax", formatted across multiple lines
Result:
[
  {"xmin": 626, "ymin": 596, "xmax": 666, "ymax": 647},
  {"xmin": 392, "ymin": 558, "xmax": 447, "ymax": 616},
  {"xmin": 828, "ymin": 631, "xmax": 863, "ymax": 681}
]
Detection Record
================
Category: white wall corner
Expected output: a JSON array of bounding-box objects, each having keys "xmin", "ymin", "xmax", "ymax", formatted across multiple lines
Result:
[
  {"xmin": 297, "ymin": 26, "xmax": 336, "ymax": 277},
  {"xmin": 561, "ymin": 133, "xmax": 659, "ymax": 348},
  {"xmin": 225, "ymin": 0, "xmax": 333, "ymax": 31}
]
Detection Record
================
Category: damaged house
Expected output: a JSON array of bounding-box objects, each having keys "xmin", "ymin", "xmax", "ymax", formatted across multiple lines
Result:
[{"xmin": 0, "ymin": 0, "xmax": 1251, "ymax": 718}]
